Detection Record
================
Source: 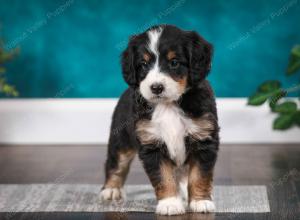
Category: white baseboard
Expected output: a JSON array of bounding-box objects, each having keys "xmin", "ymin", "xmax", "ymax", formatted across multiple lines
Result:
[{"xmin": 0, "ymin": 98, "xmax": 299, "ymax": 144}]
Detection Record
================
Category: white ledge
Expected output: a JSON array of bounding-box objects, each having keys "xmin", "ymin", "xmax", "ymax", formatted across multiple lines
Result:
[{"xmin": 0, "ymin": 98, "xmax": 299, "ymax": 144}]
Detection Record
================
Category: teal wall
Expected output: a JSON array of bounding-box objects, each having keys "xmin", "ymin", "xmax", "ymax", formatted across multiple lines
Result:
[{"xmin": 0, "ymin": 0, "xmax": 299, "ymax": 98}]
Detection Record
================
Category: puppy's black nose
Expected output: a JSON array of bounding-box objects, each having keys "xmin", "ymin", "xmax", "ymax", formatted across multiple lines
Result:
[{"xmin": 150, "ymin": 83, "xmax": 164, "ymax": 95}]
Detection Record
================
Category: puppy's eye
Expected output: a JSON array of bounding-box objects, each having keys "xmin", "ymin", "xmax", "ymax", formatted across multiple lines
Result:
[
  {"xmin": 169, "ymin": 59, "xmax": 180, "ymax": 69},
  {"xmin": 140, "ymin": 61, "xmax": 149, "ymax": 70}
]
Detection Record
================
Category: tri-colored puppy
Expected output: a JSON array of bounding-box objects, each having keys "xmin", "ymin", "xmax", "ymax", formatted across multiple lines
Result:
[{"xmin": 100, "ymin": 24, "xmax": 219, "ymax": 215}]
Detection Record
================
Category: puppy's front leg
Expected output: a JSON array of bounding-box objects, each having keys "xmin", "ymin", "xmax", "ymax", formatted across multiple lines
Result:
[
  {"xmin": 139, "ymin": 146, "xmax": 185, "ymax": 215},
  {"xmin": 188, "ymin": 140, "xmax": 218, "ymax": 213}
]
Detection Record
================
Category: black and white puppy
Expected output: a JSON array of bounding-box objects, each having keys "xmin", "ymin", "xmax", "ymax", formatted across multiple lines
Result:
[{"xmin": 101, "ymin": 25, "xmax": 219, "ymax": 215}]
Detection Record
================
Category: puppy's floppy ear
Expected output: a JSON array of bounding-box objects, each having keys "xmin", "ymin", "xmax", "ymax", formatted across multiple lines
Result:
[
  {"xmin": 186, "ymin": 31, "xmax": 213, "ymax": 85},
  {"xmin": 121, "ymin": 36, "xmax": 138, "ymax": 88}
]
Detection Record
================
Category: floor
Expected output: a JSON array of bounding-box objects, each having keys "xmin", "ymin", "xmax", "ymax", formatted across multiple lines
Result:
[{"xmin": 0, "ymin": 144, "xmax": 299, "ymax": 219}]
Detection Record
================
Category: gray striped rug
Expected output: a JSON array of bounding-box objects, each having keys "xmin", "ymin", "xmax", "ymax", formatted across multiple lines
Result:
[{"xmin": 0, "ymin": 184, "xmax": 270, "ymax": 213}]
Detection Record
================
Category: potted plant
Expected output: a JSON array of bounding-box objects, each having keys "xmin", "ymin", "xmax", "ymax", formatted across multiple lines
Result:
[{"xmin": 248, "ymin": 45, "xmax": 300, "ymax": 130}]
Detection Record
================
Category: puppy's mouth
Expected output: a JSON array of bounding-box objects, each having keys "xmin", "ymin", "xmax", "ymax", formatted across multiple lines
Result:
[
  {"xmin": 150, "ymin": 95, "xmax": 164, "ymax": 101},
  {"xmin": 149, "ymin": 94, "xmax": 172, "ymax": 103}
]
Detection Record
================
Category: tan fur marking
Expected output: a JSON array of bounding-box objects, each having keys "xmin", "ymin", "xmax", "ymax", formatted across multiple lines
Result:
[
  {"xmin": 136, "ymin": 120, "xmax": 160, "ymax": 145},
  {"xmin": 167, "ymin": 51, "xmax": 176, "ymax": 60},
  {"xmin": 155, "ymin": 161, "xmax": 177, "ymax": 200},
  {"xmin": 105, "ymin": 149, "xmax": 136, "ymax": 188},
  {"xmin": 188, "ymin": 113, "xmax": 216, "ymax": 141},
  {"xmin": 143, "ymin": 53, "xmax": 151, "ymax": 62},
  {"xmin": 188, "ymin": 161, "xmax": 213, "ymax": 201}
]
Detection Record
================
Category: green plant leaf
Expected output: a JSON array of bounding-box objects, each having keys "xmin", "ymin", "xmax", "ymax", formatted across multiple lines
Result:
[
  {"xmin": 273, "ymin": 101, "xmax": 297, "ymax": 113},
  {"xmin": 258, "ymin": 80, "xmax": 281, "ymax": 93},
  {"xmin": 286, "ymin": 55, "xmax": 300, "ymax": 76},
  {"xmin": 287, "ymin": 46, "xmax": 300, "ymax": 75},
  {"xmin": 269, "ymin": 90, "xmax": 287, "ymax": 110},
  {"xmin": 0, "ymin": 47, "xmax": 19, "ymax": 64},
  {"xmin": 291, "ymin": 45, "xmax": 300, "ymax": 57},
  {"xmin": 295, "ymin": 111, "xmax": 300, "ymax": 127},
  {"xmin": 273, "ymin": 114, "xmax": 295, "ymax": 130},
  {"xmin": 1, "ymin": 84, "xmax": 19, "ymax": 96},
  {"xmin": 248, "ymin": 92, "xmax": 269, "ymax": 106}
]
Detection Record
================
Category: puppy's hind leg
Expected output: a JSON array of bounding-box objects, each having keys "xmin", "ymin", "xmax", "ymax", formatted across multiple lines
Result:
[{"xmin": 100, "ymin": 137, "xmax": 136, "ymax": 201}]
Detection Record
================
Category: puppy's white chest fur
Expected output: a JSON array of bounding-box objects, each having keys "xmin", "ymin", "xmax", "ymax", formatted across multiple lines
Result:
[
  {"xmin": 136, "ymin": 103, "xmax": 214, "ymax": 166},
  {"xmin": 151, "ymin": 103, "xmax": 188, "ymax": 165}
]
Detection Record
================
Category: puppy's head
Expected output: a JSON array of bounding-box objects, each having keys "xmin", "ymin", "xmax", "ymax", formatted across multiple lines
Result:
[{"xmin": 122, "ymin": 25, "xmax": 213, "ymax": 103}]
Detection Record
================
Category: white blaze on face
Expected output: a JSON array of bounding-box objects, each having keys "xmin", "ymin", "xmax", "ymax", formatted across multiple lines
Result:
[
  {"xmin": 147, "ymin": 27, "xmax": 162, "ymax": 58},
  {"xmin": 139, "ymin": 27, "xmax": 183, "ymax": 103}
]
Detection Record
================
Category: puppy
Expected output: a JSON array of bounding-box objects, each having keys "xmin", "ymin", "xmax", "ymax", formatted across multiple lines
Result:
[{"xmin": 100, "ymin": 24, "xmax": 219, "ymax": 215}]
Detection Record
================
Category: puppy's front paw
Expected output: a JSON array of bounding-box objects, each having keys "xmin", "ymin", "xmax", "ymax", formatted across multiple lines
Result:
[
  {"xmin": 189, "ymin": 200, "xmax": 216, "ymax": 213},
  {"xmin": 100, "ymin": 187, "xmax": 125, "ymax": 201},
  {"xmin": 156, "ymin": 197, "xmax": 185, "ymax": 215}
]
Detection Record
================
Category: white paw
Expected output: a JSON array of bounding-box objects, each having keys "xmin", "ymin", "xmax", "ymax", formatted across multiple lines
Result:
[
  {"xmin": 100, "ymin": 187, "xmax": 125, "ymax": 201},
  {"xmin": 190, "ymin": 200, "xmax": 216, "ymax": 213},
  {"xmin": 156, "ymin": 197, "xmax": 186, "ymax": 215}
]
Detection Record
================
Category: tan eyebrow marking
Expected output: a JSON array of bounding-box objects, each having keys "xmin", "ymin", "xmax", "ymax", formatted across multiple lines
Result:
[
  {"xmin": 143, "ymin": 53, "xmax": 151, "ymax": 62},
  {"xmin": 167, "ymin": 51, "xmax": 176, "ymax": 60}
]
